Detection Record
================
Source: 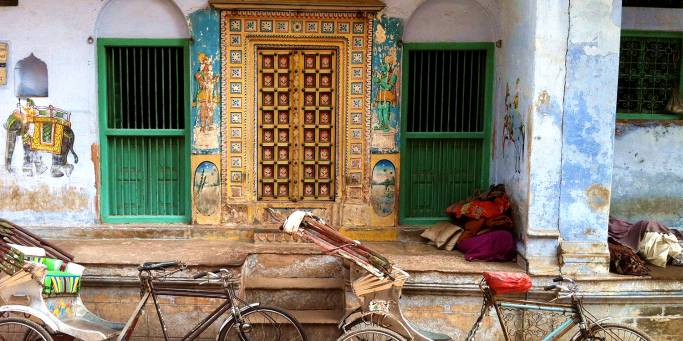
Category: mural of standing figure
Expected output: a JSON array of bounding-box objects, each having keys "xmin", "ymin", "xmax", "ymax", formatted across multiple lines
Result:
[
  {"xmin": 502, "ymin": 79, "xmax": 526, "ymax": 174},
  {"xmin": 4, "ymin": 99, "xmax": 78, "ymax": 177},
  {"xmin": 193, "ymin": 52, "xmax": 220, "ymax": 133},
  {"xmin": 374, "ymin": 54, "xmax": 398, "ymax": 132}
]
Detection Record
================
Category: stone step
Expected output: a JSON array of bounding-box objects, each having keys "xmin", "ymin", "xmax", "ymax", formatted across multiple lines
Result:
[
  {"xmin": 242, "ymin": 254, "xmax": 345, "ymax": 280},
  {"xmin": 247, "ymin": 288, "xmax": 344, "ymax": 311}
]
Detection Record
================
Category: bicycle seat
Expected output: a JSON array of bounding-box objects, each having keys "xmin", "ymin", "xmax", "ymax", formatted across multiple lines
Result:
[{"xmin": 138, "ymin": 261, "xmax": 179, "ymax": 271}]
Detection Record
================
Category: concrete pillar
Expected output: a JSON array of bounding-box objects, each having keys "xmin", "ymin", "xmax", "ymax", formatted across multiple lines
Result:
[
  {"xmin": 523, "ymin": 0, "xmax": 568, "ymax": 276},
  {"xmin": 558, "ymin": 0, "xmax": 621, "ymax": 276}
]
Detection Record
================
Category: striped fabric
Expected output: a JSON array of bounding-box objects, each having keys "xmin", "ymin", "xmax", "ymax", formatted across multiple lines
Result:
[
  {"xmin": 43, "ymin": 271, "xmax": 81, "ymax": 296},
  {"xmin": 24, "ymin": 256, "xmax": 81, "ymax": 296}
]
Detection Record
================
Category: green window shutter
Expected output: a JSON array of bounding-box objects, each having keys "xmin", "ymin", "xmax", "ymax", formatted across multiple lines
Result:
[
  {"xmin": 98, "ymin": 40, "xmax": 190, "ymax": 223},
  {"xmin": 399, "ymin": 44, "xmax": 493, "ymax": 225}
]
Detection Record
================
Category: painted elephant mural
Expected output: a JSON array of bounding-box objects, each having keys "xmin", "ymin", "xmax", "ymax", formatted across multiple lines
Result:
[{"xmin": 4, "ymin": 99, "xmax": 78, "ymax": 177}]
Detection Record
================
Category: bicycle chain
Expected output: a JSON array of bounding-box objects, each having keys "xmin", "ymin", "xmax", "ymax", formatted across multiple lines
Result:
[{"xmin": 465, "ymin": 294, "xmax": 491, "ymax": 341}]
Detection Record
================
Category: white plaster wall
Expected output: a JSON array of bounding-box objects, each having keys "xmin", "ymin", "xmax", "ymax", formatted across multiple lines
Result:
[
  {"xmin": 0, "ymin": 0, "xmax": 206, "ymax": 226},
  {"xmin": 96, "ymin": 0, "xmax": 190, "ymax": 38},
  {"xmin": 402, "ymin": 0, "xmax": 498, "ymax": 42}
]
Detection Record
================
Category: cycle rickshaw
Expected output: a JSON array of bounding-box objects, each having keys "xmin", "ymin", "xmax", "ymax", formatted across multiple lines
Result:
[{"xmin": 281, "ymin": 211, "xmax": 652, "ymax": 341}]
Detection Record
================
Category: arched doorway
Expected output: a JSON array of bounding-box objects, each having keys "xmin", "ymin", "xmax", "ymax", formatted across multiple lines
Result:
[
  {"xmin": 96, "ymin": 0, "xmax": 191, "ymax": 223},
  {"xmin": 399, "ymin": 0, "xmax": 496, "ymax": 224}
]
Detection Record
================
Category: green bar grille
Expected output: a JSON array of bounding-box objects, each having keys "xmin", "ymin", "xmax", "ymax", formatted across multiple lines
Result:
[
  {"xmin": 103, "ymin": 44, "xmax": 187, "ymax": 219},
  {"xmin": 617, "ymin": 36, "xmax": 681, "ymax": 114},
  {"xmin": 405, "ymin": 139, "xmax": 483, "ymax": 219},
  {"xmin": 401, "ymin": 47, "xmax": 491, "ymax": 223}
]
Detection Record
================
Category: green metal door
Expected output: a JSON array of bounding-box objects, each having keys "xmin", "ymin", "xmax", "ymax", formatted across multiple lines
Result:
[
  {"xmin": 98, "ymin": 39, "xmax": 190, "ymax": 223},
  {"xmin": 399, "ymin": 43, "xmax": 493, "ymax": 225}
]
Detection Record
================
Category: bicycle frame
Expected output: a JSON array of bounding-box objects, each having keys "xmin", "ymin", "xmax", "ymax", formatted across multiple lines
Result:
[
  {"xmin": 471, "ymin": 281, "xmax": 591, "ymax": 341},
  {"xmin": 118, "ymin": 270, "xmax": 237, "ymax": 341}
]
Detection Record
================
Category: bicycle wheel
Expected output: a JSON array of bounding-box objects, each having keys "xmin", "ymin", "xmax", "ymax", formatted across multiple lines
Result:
[
  {"xmin": 337, "ymin": 326, "xmax": 406, "ymax": 341},
  {"xmin": 0, "ymin": 317, "xmax": 53, "ymax": 341},
  {"xmin": 575, "ymin": 323, "xmax": 651, "ymax": 341},
  {"xmin": 217, "ymin": 306, "xmax": 306, "ymax": 341}
]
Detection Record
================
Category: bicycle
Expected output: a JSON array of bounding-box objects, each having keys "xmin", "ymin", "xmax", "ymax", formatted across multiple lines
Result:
[
  {"xmin": 0, "ymin": 252, "xmax": 306, "ymax": 340},
  {"xmin": 281, "ymin": 211, "xmax": 652, "ymax": 341}
]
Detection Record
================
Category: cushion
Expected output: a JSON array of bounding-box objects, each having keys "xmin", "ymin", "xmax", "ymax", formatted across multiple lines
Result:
[{"xmin": 43, "ymin": 271, "xmax": 81, "ymax": 296}]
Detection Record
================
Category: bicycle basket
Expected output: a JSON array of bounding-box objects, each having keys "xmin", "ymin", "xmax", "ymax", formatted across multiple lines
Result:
[{"xmin": 482, "ymin": 271, "xmax": 532, "ymax": 295}]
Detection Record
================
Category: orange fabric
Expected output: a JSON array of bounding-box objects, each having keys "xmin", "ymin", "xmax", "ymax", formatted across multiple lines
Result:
[{"xmin": 459, "ymin": 219, "xmax": 486, "ymax": 242}]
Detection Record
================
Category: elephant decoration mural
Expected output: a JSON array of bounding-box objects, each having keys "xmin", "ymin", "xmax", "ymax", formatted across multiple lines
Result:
[{"xmin": 4, "ymin": 99, "xmax": 78, "ymax": 177}]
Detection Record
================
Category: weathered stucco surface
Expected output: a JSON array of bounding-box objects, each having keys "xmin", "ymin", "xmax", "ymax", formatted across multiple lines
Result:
[
  {"xmin": 0, "ymin": 0, "xmax": 204, "ymax": 226},
  {"xmin": 612, "ymin": 122, "xmax": 683, "ymax": 227}
]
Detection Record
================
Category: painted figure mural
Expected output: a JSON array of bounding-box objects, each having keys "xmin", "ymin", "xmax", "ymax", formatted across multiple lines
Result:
[
  {"xmin": 193, "ymin": 161, "xmax": 220, "ymax": 216},
  {"xmin": 370, "ymin": 159, "xmax": 396, "ymax": 217},
  {"xmin": 502, "ymin": 79, "xmax": 526, "ymax": 174},
  {"xmin": 190, "ymin": 8, "xmax": 221, "ymax": 155},
  {"xmin": 192, "ymin": 52, "xmax": 220, "ymax": 150},
  {"xmin": 4, "ymin": 99, "xmax": 78, "ymax": 177},
  {"xmin": 370, "ymin": 15, "xmax": 403, "ymax": 153}
]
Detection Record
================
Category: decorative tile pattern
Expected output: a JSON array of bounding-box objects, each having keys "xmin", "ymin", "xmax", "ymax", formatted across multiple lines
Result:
[
  {"xmin": 351, "ymin": 113, "xmax": 362, "ymax": 124},
  {"xmin": 349, "ymin": 172, "xmax": 362, "ymax": 185},
  {"xmin": 352, "ymin": 98, "xmax": 362, "ymax": 109},
  {"xmin": 351, "ymin": 82, "xmax": 363, "ymax": 95},
  {"xmin": 230, "ymin": 35, "xmax": 241, "ymax": 46},
  {"xmin": 231, "ymin": 171, "xmax": 242, "ymax": 183},
  {"xmin": 351, "ymin": 129, "xmax": 362, "ymax": 139},
  {"xmin": 260, "ymin": 20, "xmax": 273, "ymax": 32},
  {"xmin": 351, "ymin": 158, "xmax": 361, "ymax": 169},
  {"xmin": 230, "ymin": 112, "xmax": 241, "ymax": 124},
  {"xmin": 230, "ymin": 19, "xmax": 242, "ymax": 32},
  {"xmin": 231, "ymin": 127, "xmax": 241, "ymax": 138},
  {"xmin": 306, "ymin": 21, "xmax": 318, "ymax": 33},
  {"xmin": 231, "ymin": 142, "xmax": 242, "ymax": 153},
  {"xmin": 245, "ymin": 20, "xmax": 257, "ymax": 32},
  {"xmin": 351, "ymin": 144, "xmax": 362, "ymax": 154},
  {"xmin": 276, "ymin": 21, "xmax": 288, "ymax": 33},
  {"xmin": 352, "ymin": 68, "xmax": 363, "ymax": 78},
  {"xmin": 291, "ymin": 20, "xmax": 303, "ymax": 33},
  {"xmin": 231, "ymin": 157, "xmax": 242, "ymax": 167},
  {"xmin": 230, "ymin": 82, "xmax": 242, "ymax": 94},
  {"xmin": 321, "ymin": 21, "xmax": 334, "ymax": 33},
  {"xmin": 230, "ymin": 50, "xmax": 242, "ymax": 63},
  {"xmin": 353, "ymin": 37, "xmax": 364, "ymax": 48},
  {"xmin": 231, "ymin": 67, "xmax": 242, "ymax": 79},
  {"xmin": 352, "ymin": 22, "xmax": 364, "ymax": 34},
  {"xmin": 231, "ymin": 98, "xmax": 241, "ymax": 108},
  {"xmin": 338, "ymin": 22, "xmax": 350, "ymax": 33},
  {"xmin": 351, "ymin": 52, "xmax": 363, "ymax": 64}
]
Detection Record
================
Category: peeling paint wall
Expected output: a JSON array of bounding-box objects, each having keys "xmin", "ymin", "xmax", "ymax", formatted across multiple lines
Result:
[
  {"xmin": 611, "ymin": 8, "xmax": 683, "ymax": 228},
  {"xmin": 0, "ymin": 0, "xmax": 208, "ymax": 226},
  {"xmin": 612, "ymin": 122, "xmax": 683, "ymax": 227}
]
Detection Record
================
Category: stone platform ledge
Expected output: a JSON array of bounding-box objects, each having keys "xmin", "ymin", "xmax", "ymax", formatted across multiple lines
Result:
[
  {"xmin": 48, "ymin": 238, "xmax": 521, "ymax": 272},
  {"xmin": 25, "ymin": 225, "xmax": 404, "ymax": 242}
]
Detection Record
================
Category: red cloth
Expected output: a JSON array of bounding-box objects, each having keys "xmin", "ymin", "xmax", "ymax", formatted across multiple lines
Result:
[
  {"xmin": 483, "ymin": 271, "xmax": 532, "ymax": 295},
  {"xmin": 448, "ymin": 196, "xmax": 510, "ymax": 220},
  {"xmin": 457, "ymin": 230, "xmax": 515, "ymax": 262}
]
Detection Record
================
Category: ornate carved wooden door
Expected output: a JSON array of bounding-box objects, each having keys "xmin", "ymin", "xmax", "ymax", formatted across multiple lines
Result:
[{"xmin": 257, "ymin": 49, "xmax": 336, "ymax": 201}]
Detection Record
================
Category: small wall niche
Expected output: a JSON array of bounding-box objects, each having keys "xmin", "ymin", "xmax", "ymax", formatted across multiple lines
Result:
[{"xmin": 14, "ymin": 53, "xmax": 48, "ymax": 97}]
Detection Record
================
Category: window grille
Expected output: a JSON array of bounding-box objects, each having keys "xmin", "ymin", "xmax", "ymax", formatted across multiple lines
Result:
[
  {"xmin": 101, "ymin": 44, "xmax": 188, "ymax": 220},
  {"xmin": 617, "ymin": 35, "xmax": 682, "ymax": 115},
  {"xmin": 400, "ymin": 46, "xmax": 492, "ymax": 224}
]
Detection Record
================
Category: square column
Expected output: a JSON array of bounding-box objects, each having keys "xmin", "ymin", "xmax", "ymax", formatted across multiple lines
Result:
[{"xmin": 558, "ymin": 0, "xmax": 621, "ymax": 275}]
